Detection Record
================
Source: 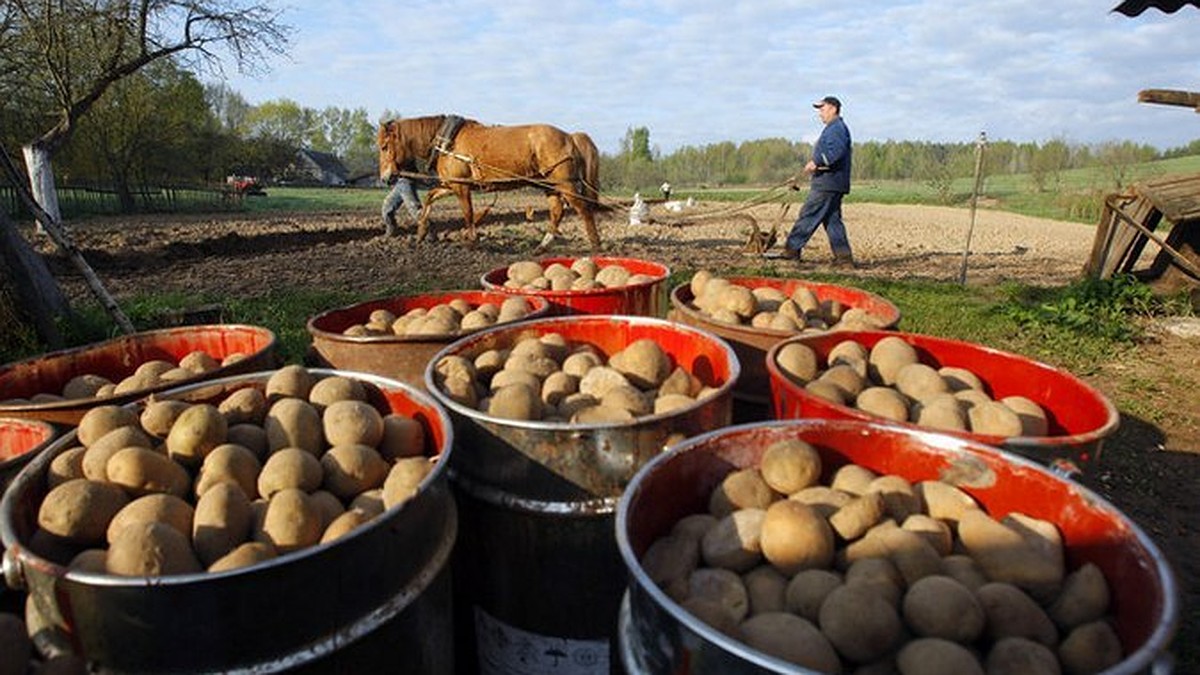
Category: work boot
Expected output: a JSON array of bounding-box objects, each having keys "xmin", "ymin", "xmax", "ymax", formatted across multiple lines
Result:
[
  {"xmin": 762, "ymin": 247, "xmax": 801, "ymax": 261},
  {"xmin": 832, "ymin": 253, "xmax": 856, "ymax": 269}
]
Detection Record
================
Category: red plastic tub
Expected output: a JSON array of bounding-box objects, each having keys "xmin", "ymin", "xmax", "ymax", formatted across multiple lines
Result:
[
  {"xmin": 480, "ymin": 256, "xmax": 670, "ymax": 316},
  {"xmin": 670, "ymin": 277, "xmax": 901, "ymax": 418},
  {"xmin": 0, "ymin": 324, "xmax": 279, "ymax": 425},
  {"xmin": 306, "ymin": 290, "xmax": 551, "ymax": 391},
  {"xmin": 0, "ymin": 417, "xmax": 55, "ymax": 502},
  {"xmin": 616, "ymin": 420, "xmax": 1178, "ymax": 674},
  {"xmin": 765, "ymin": 330, "xmax": 1119, "ymax": 473}
]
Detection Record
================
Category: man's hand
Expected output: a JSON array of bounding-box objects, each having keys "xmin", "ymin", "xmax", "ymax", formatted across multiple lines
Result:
[{"xmin": 803, "ymin": 160, "xmax": 818, "ymax": 175}]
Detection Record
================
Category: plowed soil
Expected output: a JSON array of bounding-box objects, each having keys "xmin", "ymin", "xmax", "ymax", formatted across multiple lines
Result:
[{"xmin": 33, "ymin": 194, "xmax": 1200, "ymax": 667}]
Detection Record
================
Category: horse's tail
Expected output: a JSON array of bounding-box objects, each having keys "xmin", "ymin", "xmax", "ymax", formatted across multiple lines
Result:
[{"xmin": 570, "ymin": 131, "xmax": 601, "ymax": 205}]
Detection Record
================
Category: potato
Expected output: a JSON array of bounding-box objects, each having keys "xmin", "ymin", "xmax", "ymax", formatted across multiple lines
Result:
[
  {"xmin": 775, "ymin": 343, "xmax": 820, "ymax": 384},
  {"xmin": 257, "ymin": 447, "xmax": 323, "ymax": 498},
  {"xmin": 68, "ymin": 548, "xmax": 109, "ymax": 573},
  {"xmin": 819, "ymin": 584, "xmax": 905, "ymax": 663},
  {"xmin": 309, "ymin": 490, "xmax": 345, "ymax": 530},
  {"xmin": 38, "ymin": 479, "xmax": 130, "ymax": 545},
  {"xmin": 912, "ymin": 395, "xmax": 968, "ymax": 432},
  {"xmin": 595, "ymin": 264, "xmax": 632, "ymax": 288},
  {"xmin": 830, "ymin": 463, "xmax": 877, "ymax": 496},
  {"xmin": 48, "ymin": 446, "xmax": 86, "ymax": 487},
  {"xmin": 140, "ymin": 399, "xmax": 191, "ymax": 438},
  {"xmin": 759, "ymin": 438, "xmax": 822, "ymax": 494},
  {"xmin": 784, "ymin": 568, "xmax": 843, "ymax": 620},
  {"xmin": 378, "ymin": 414, "xmax": 426, "ymax": 462},
  {"xmin": 487, "ymin": 383, "xmax": 543, "ymax": 421},
  {"xmin": 1057, "ymin": 621, "xmax": 1122, "ymax": 675},
  {"xmin": 672, "ymin": 513, "xmax": 718, "ymax": 543},
  {"xmin": 106, "ymin": 493, "xmax": 194, "ymax": 545},
  {"xmin": 939, "ymin": 366, "xmax": 985, "ymax": 392},
  {"xmin": 901, "ymin": 514, "xmax": 953, "ymax": 555},
  {"xmin": 600, "ymin": 384, "xmax": 652, "ymax": 416},
  {"xmin": 179, "ymin": 350, "xmax": 220, "ymax": 373},
  {"xmin": 642, "ymin": 533, "xmax": 701, "ymax": 601},
  {"xmin": 1048, "ymin": 562, "xmax": 1111, "ymax": 631},
  {"xmin": 320, "ymin": 508, "xmax": 375, "ymax": 543},
  {"xmin": 497, "ymin": 296, "xmax": 533, "ymax": 322},
  {"xmin": 106, "ymin": 446, "xmax": 191, "ymax": 498},
  {"xmin": 867, "ymin": 474, "xmax": 921, "ymax": 522},
  {"xmin": 915, "ymin": 480, "xmax": 980, "ymax": 527},
  {"xmin": 106, "ymin": 521, "xmax": 201, "ymax": 576},
  {"xmin": 968, "ymin": 401, "xmax": 1024, "ymax": 437},
  {"xmin": 986, "ymin": 637, "xmax": 1062, "ymax": 675},
  {"xmin": 868, "ymin": 336, "xmax": 920, "ymax": 386},
  {"xmin": 742, "ymin": 565, "xmax": 788, "ymax": 616},
  {"xmin": 350, "ymin": 489, "xmax": 386, "ymax": 518},
  {"xmin": 844, "ymin": 556, "xmax": 904, "ymax": 607},
  {"xmin": 975, "ymin": 582, "xmax": 1059, "ymax": 647},
  {"xmin": 208, "ymin": 541, "xmax": 277, "ymax": 573},
  {"xmin": 507, "ymin": 260, "xmax": 543, "ymax": 284},
  {"xmin": 76, "ymin": 403, "xmax": 139, "ymax": 446},
  {"xmin": 680, "ymin": 597, "xmax": 739, "ymax": 636},
  {"xmin": 62, "ymin": 373, "xmax": 112, "ymax": 399},
  {"xmin": 258, "ymin": 488, "xmax": 322, "ymax": 553},
  {"xmin": 193, "ymin": 482, "xmax": 254, "ymax": 566},
  {"xmin": 819, "ymin": 364, "xmax": 867, "ymax": 399},
  {"xmin": 760, "ymin": 500, "xmax": 834, "ymax": 575},
  {"xmin": 689, "ymin": 269, "xmax": 713, "ymax": 297},
  {"xmin": 939, "ymin": 554, "xmax": 988, "ymax": 591},
  {"xmin": 265, "ymin": 364, "xmax": 315, "ymax": 401},
  {"xmin": 739, "ymin": 612, "xmax": 841, "ymax": 673},
  {"xmin": 577, "ymin": 366, "xmax": 631, "ymax": 400},
  {"xmin": 323, "ymin": 400, "xmax": 385, "ymax": 447},
  {"xmin": 958, "ymin": 510, "xmax": 1064, "ymax": 599},
  {"xmin": 82, "ymin": 424, "xmax": 154, "ymax": 481},
  {"xmin": 194, "ymin": 443, "xmax": 261, "ymax": 499},
  {"xmin": 263, "ymin": 398, "xmax": 323, "ymax": 455},
  {"xmin": 902, "ymin": 575, "xmax": 985, "ymax": 644},
  {"xmin": 609, "ymin": 339, "xmax": 672, "ymax": 389},
  {"xmin": 1001, "ymin": 395, "xmax": 1049, "ymax": 436},
  {"xmin": 166, "ymin": 404, "xmax": 228, "ymax": 467},
  {"xmin": 489, "ymin": 368, "xmax": 543, "ymax": 393},
  {"xmin": 700, "ymin": 508, "xmax": 766, "ymax": 572},
  {"xmin": 791, "ymin": 286, "xmax": 820, "ymax": 313},
  {"xmin": 805, "ymin": 380, "xmax": 846, "ymax": 405},
  {"xmin": 829, "ymin": 491, "xmax": 886, "ymax": 541},
  {"xmin": 570, "ymin": 405, "xmax": 634, "ymax": 424},
  {"xmin": 505, "ymin": 351, "xmax": 559, "ymax": 379},
  {"xmin": 709, "ymin": 468, "xmax": 776, "ymax": 517},
  {"xmin": 217, "ymin": 386, "xmax": 269, "ymax": 426},
  {"xmin": 653, "ymin": 393, "xmax": 694, "ymax": 414},
  {"xmin": 788, "ymin": 485, "xmax": 852, "ymax": 518},
  {"xmin": 540, "ymin": 371, "xmax": 578, "ymax": 407},
  {"xmin": 382, "ymin": 457, "xmax": 433, "ymax": 508},
  {"xmin": 896, "ymin": 638, "xmax": 984, "ymax": 675},
  {"xmin": 855, "ymin": 386, "xmax": 909, "ymax": 422},
  {"xmin": 687, "ymin": 567, "xmax": 750, "ymax": 624},
  {"xmin": 227, "ymin": 423, "xmax": 269, "ymax": 460},
  {"xmin": 321, "ymin": 443, "xmax": 389, "ymax": 499},
  {"xmin": 843, "ymin": 526, "xmax": 941, "ymax": 586},
  {"xmin": 894, "ymin": 363, "xmax": 950, "ymax": 401}
]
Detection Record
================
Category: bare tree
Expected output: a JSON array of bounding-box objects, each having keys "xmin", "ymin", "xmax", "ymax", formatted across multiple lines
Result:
[{"xmin": 0, "ymin": 1, "xmax": 290, "ymax": 344}]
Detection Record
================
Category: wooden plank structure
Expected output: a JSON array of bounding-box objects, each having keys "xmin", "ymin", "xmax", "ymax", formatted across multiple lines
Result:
[{"xmin": 1084, "ymin": 172, "xmax": 1200, "ymax": 293}]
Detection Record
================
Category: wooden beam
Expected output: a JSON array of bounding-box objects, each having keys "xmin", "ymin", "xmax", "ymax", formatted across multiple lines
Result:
[{"xmin": 1138, "ymin": 88, "xmax": 1200, "ymax": 113}]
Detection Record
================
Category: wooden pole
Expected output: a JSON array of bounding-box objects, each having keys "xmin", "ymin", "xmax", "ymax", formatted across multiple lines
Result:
[{"xmin": 959, "ymin": 132, "xmax": 988, "ymax": 285}]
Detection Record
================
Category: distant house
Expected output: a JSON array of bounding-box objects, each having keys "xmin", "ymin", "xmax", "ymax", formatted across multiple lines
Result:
[{"xmin": 291, "ymin": 149, "xmax": 349, "ymax": 186}]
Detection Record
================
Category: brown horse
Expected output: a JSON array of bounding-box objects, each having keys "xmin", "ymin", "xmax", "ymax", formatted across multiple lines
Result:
[
  {"xmin": 378, "ymin": 115, "xmax": 601, "ymax": 250},
  {"xmin": 569, "ymin": 131, "xmax": 601, "ymax": 204}
]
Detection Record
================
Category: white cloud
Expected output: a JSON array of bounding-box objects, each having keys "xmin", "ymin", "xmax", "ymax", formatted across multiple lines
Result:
[{"xmin": 220, "ymin": 0, "xmax": 1200, "ymax": 153}]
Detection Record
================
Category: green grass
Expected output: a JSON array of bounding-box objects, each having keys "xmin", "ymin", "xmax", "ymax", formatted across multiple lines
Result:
[{"xmin": 242, "ymin": 186, "xmax": 386, "ymax": 213}]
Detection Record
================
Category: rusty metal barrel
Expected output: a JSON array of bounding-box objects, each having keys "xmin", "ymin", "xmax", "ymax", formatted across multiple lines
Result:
[
  {"xmin": 669, "ymin": 277, "xmax": 900, "ymax": 422},
  {"xmin": 1, "ymin": 369, "xmax": 456, "ymax": 673},
  {"xmin": 306, "ymin": 289, "xmax": 551, "ymax": 391},
  {"xmin": 424, "ymin": 315, "xmax": 739, "ymax": 674},
  {"xmin": 0, "ymin": 324, "xmax": 280, "ymax": 425},
  {"xmin": 616, "ymin": 420, "xmax": 1178, "ymax": 674}
]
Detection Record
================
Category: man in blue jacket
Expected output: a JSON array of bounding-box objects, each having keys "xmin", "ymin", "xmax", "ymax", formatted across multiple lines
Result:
[{"xmin": 768, "ymin": 95, "xmax": 855, "ymax": 267}]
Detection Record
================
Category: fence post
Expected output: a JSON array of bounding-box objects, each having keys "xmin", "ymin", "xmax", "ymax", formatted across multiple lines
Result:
[{"xmin": 959, "ymin": 131, "xmax": 988, "ymax": 285}]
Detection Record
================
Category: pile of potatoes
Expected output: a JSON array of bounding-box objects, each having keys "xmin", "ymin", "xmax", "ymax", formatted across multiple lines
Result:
[
  {"xmin": 641, "ymin": 439, "xmax": 1122, "ymax": 674},
  {"xmin": 500, "ymin": 257, "xmax": 657, "ymax": 291},
  {"xmin": 0, "ymin": 349, "xmax": 246, "ymax": 405},
  {"xmin": 340, "ymin": 297, "xmax": 536, "ymax": 338},
  {"xmin": 432, "ymin": 332, "xmax": 720, "ymax": 423},
  {"xmin": 776, "ymin": 335, "xmax": 1050, "ymax": 437},
  {"xmin": 28, "ymin": 365, "xmax": 435, "ymax": 577},
  {"xmin": 687, "ymin": 270, "xmax": 888, "ymax": 333}
]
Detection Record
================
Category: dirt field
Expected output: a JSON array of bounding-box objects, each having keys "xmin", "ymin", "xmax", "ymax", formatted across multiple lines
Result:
[{"xmin": 34, "ymin": 194, "xmax": 1200, "ymax": 667}]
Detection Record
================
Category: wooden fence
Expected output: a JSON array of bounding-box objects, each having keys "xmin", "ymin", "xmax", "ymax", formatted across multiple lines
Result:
[{"xmin": 1, "ymin": 183, "xmax": 243, "ymax": 219}]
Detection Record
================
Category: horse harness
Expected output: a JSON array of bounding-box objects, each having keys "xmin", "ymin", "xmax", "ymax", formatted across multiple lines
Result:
[{"xmin": 426, "ymin": 115, "xmax": 572, "ymax": 188}]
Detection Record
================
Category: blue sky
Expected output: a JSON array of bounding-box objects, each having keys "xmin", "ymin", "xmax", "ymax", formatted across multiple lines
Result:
[{"xmin": 219, "ymin": 1, "xmax": 1200, "ymax": 154}]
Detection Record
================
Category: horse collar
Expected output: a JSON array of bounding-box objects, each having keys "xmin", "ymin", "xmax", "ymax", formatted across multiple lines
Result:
[{"xmin": 429, "ymin": 115, "xmax": 466, "ymax": 167}]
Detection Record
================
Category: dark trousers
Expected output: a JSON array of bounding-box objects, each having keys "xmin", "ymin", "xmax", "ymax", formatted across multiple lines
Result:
[{"xmin": 785, "ymin": 189, "xmax": 852, "ymax": 258}]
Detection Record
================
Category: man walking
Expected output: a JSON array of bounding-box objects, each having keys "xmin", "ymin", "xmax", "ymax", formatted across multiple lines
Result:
[{"xmin": 768, "ymin": 95, "xmax": 855, "ymax": 267}]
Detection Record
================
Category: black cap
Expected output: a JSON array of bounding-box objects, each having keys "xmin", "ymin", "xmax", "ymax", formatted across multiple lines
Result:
[{"xmin": 813, "ymin": 96, "xmax": 841, "ymax": 111}]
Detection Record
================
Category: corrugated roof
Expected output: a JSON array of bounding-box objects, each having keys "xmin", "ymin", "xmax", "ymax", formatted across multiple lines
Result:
[{"xmin": 1112, "ymin": 0, "xmax": 1200, "ymax": 16}]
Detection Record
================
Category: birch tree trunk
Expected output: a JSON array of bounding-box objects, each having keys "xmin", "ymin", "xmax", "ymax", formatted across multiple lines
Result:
[{"xmin": 24, "ymin": 144, "xmax": 61, "ymax": 234}]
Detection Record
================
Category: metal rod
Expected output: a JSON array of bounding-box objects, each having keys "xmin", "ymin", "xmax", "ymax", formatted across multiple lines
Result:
[{"xmin": 959, "ymin": 131, "xmax": 988, "ymax": 285}]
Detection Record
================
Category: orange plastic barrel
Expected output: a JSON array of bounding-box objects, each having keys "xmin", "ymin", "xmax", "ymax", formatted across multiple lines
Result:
[
  {"xmin": 480, "ymin": 256, "xmax": 670, "ymax": 316},
  {"xmin": 766, "ymin": 330, "xmax": 1119, "ymax": 473},
  {"xmin": 306, "ymin": 290, "xmax": 551, "ymax": 390},
  {"xmin": 669, "ymin": 277, "xmax": 901, "ymax": 420},
  {"xmin": 617, "ymin": 420, "xmax": 1178, "ymax": 674},
  {"xmin": 0, "ymin": 324, "xmax": 279, "ymax": 425}
]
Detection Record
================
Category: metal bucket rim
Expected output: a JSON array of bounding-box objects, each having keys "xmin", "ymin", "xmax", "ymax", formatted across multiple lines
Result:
[
  {"xmin": 764, "ymin": 329, "xmax": 1122, "ymax": 445},
  {"xmin": 422, "ymin": 314, "xmax": 742, "ymax": 431},
  {"xmin": 479, "ymin": 256, "xmax": 672, "ymax": 299},
  {"xmin": 0, "ymin": 367, "xmax": 455, "ymax": 588},
  {"xmin": 614, "ymin": 418, "xmax": 1180, "ymax": 675},
  {"xmin": 304, "ymin": 290, "xmax": 553, "ymax": 345},
  {"xmin": 668, "ymin": 277, "xmax": 903, "ymax": 337},
  {"xmin": 0, "ymin": 324, "xmax": 280, "ymax": 416}
]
